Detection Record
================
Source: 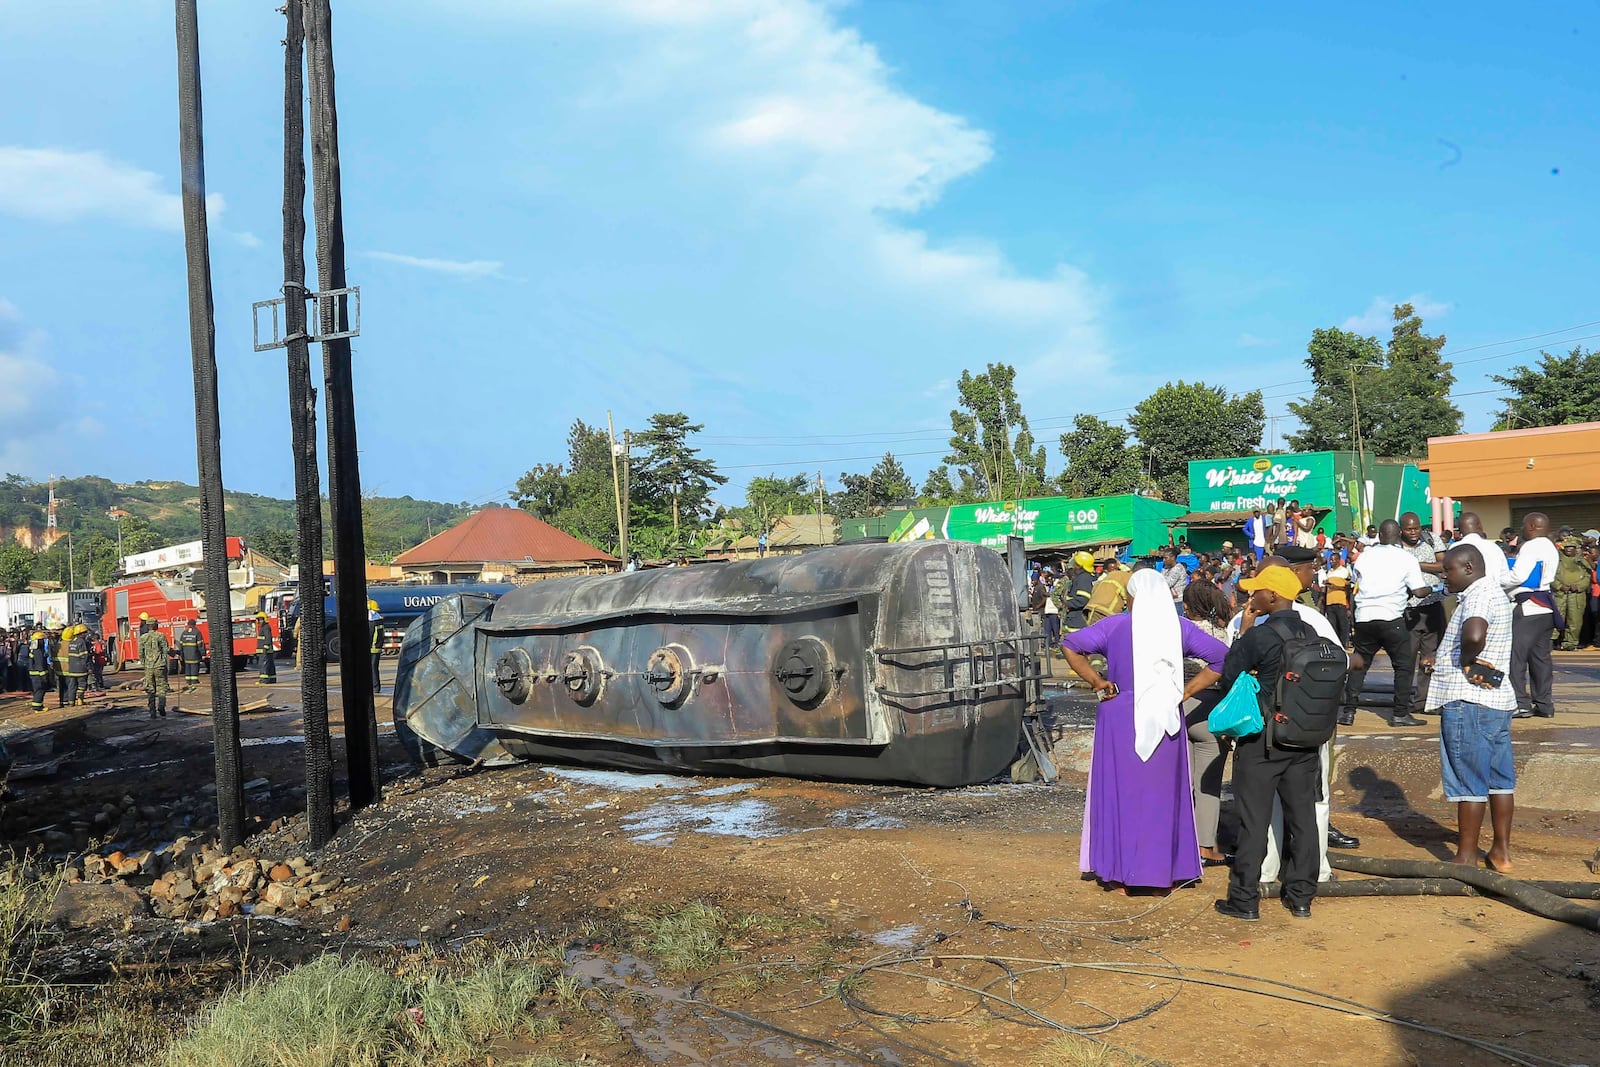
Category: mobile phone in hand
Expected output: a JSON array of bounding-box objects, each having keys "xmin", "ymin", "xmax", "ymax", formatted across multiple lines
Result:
[
  {"xmin": 1096, "ymin": 683, "xmax": 1120, "ymax": 701},
  {"xmin": 1464, "ymin": 661, "xmax": 1504, "ymax": 687}
]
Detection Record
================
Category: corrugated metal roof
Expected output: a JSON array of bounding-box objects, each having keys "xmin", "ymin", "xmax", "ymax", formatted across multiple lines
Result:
[{"xmin": 393, "ymin": 508, "xmax": 618, "ymax": 566}]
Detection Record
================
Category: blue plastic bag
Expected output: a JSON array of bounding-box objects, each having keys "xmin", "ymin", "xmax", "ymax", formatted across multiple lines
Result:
[{"xmin": 1207, "ymin": 674, "xmax": 1263, "ymax": 738}]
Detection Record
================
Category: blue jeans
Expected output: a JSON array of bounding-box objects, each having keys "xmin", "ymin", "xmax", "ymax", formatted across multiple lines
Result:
[{"xmin": 1439, "ymin": 699, "xmax": 1514, "ymax": 802}]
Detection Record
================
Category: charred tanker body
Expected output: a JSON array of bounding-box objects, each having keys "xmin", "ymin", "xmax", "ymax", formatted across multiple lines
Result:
[{"xmin": 392, "ymin": 541, "xmax": 1044, "ymax": 787}]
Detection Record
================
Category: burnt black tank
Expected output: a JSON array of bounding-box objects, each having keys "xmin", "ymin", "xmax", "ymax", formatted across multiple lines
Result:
[{"xmin": 392, "ymin": 541, "xmax": 1038, "ymax": 787}]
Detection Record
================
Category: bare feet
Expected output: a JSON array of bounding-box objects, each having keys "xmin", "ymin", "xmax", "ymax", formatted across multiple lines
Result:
[
  {"xmin": 1451, "ymin": 852, "xmax": 1480, "ymax": 867},
  {"xmin": 1485, "ymin": 852, "xmax": 1514, "ymax": 874}
]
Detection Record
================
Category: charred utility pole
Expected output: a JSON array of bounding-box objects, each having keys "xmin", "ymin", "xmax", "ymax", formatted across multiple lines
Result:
[
  {"xmin": 306, "ymin": 0, "xmax": 380, "ymax": 809},
  {"xmin": 174, "ymin": 0, "xmax": 245, "ymax": 849},
  {"xmin": 282, "ymin": 0, "xmax": 334, "ymax": 849}
]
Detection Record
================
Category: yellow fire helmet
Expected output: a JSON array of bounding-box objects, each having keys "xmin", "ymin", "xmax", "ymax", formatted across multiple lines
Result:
[
  {"xmin": 367, "ymin": 599, "xmax": 379, "ymax": 613},
  {"xmin": 1071, "ymin": 550, "xmax": 1096, "ymax": 573},
  {"xmin": 139, "ymin": 612, "xmax": 150, "ymax": 621},
  {"xmin": 256, "ymin": 612, "xmax": 269, "ymax": 621}
]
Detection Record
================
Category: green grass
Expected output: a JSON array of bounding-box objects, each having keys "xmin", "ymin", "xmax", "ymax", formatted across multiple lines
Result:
[
  {"xmin": 636, "ymin": 902, "xmax": 729, "ymax": 977},
  {"xmin": 165, "ymin": 943, "xmax": 572, "ymax": 1067},
  {"xmin": 0, "ymin": 856, "xmax": 65, "ymax": 1045}
]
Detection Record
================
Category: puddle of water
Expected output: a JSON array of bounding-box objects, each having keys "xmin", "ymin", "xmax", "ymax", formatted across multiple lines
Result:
[
  {"xmin": 870, "ymin": 923, "xmax": 922, "ymax": 950},
  {"xmin": 453, "ymin": 804, "xmax": 499, "ymax": 818},
  {"xmin": 623, "ymin": 798, "xmax": 785, "ymax": 845},
  {"xmin": 583, "ymin": 800, "xmax": 611, "ymax": 810},
  {"xmin": 828, "ymin": 809, "xmax": 908, "ymax": 831},
  {"xmin": 540, "ymin": 767, "xmax": 697, "ymax": 792}
]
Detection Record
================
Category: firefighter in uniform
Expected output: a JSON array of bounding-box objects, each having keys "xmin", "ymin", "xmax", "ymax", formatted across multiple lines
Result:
[
  {"xmin": 256, "ymin": 612, "xmax": 277, "ymax": 684},
  {"xmin": 47, "ymin": 622, "xmax": 67, "ymax": 708},
  {"xmin": 139, "ymin": 621, "xmax": 170, "ymax": 718},
  {"xmin": 179, "ymin": 618, "xmax": 206, "ymax": 687},
  {"xmin": 63, "ymin": 624, "xmax": 90, "ymax": 707},
  {"xmin": 369, "ymin": 601, "xmax": 384, "ymax": 694},
  {"xmin": 25, "ymin": 626, "xmax": 52, "ymax": 712}
]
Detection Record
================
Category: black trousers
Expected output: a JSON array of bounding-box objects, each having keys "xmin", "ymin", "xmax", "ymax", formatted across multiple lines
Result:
[
  {"xmin": 1404, "ymin": 601, "xmax": 1446, "ymax": 716},
  {"xmin": 1509, "ymin": 607, "xmax": 1555, "ymax": 716},
  {"xmin": 29, "ymin": 672, "xmax": 48, "ymax": 709},
  {"xmin": 1344, "ymin": 616, "xmax": 1414, "ymax": 722},
  {"xmin": 259, "ymin": 648, "xmax": 277, "ymax": 683},
  {"xmin": 1227, "ymin": 738, "xmax": 1321, "ymax": 909},
  {"xmin": 1325, "ymin": 603, "xmax": 1351, "ymax": 649},
  {"xmin": 371, "ymin": 652, "xmax": 382, "ymax": 694}
]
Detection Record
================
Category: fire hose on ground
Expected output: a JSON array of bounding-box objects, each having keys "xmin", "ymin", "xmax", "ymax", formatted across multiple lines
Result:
[{"xmin": 1254, "ymin": 852, "xmax": 1600, "ymax": 931}]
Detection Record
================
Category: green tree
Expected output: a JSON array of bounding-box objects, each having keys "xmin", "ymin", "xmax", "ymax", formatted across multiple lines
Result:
[
  {"xmin": 742, "ymin": 474, "xmax": 812, "ymax": 530},
  {"xmin": 1284, "ymin": 328, "xmax": 1385, "ymax": 452},
  {"xmin": 251, "ymin": 528, "xmax": 298, "ymax": 566},
  {"xmin": 0, "ymin": 540, "xmax": 34, "ymax": 592},
  {"xmin": 833, "ymin": 453, "xmax": 916, "ymax": 518},
  {"xmin": 944, "ymin": 363, "xmax": 1047, "ymax": 502},
  {"xmin": 1057, "ymin": 415, "xmax": 1145, "ymax": 497},
  {"xmin": 920, "ymin": 466, "xmax": 958, "ymax": 507},
  {"xmin": 1491, "ymin": 346, "xmax": 1600, "ymax": 429},
  {"xmin": 1286, "ymin": 304, "xmax": 1460, "ymax": 457},
  {"xmin": 509, "ymin": 419, "xmax": 620, "ymax": 553},
  {"xmin": 1129, "ymin": 382, "xmax": 1264, "ymax": 504},
  {"xmin": 633, "ymin": 413, "xmax": 727, "ymax": 538}
]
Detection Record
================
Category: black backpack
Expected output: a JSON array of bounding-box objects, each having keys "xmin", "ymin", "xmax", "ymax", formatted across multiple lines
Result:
[{"xmin": 1264, "ymin": 616, "xmax": 1347, "ymax": 749}]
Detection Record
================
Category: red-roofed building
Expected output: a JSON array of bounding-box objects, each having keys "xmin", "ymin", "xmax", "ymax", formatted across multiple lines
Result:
[{"xmin": 393, "ymin": 507, "xmax": 618, "ymax": 584}]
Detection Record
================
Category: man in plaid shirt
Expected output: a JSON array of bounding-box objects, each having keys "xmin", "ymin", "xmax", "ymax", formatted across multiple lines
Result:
[{"xmin": 1425, "ymin": 543, "xmax": 1517, "ymax": 872}]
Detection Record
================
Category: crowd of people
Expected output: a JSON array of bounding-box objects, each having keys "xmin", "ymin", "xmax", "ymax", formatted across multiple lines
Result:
[
  {"xmin": 1025, "ymin": 506, "xmax": 1584, "ymax": 921},
  {"xmin": 0, "ymin": 622, "xmax": 109, "ymax": 709}
]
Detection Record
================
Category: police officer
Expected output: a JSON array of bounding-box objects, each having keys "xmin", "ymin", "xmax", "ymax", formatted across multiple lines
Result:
[
  {"xmin": 369, "ymin": 601, "xmax": 385, "ymax": 695},
  {"xmin": 63, "ymin": 624, "xmax": 90, "ymax": 707},
  {"xmin": 140, "ymin": 621, "xmax": 170, "ymax": 718},
  {"xmin": 24, "ymin": 626, "xmax": 52, "ymax": 712},
  {"xmin": 256, "ymin": 612, "xmax": 277, "ymax": 684},
  {"xmin": 178, "ymin": 618, "xmax": 205, "ymax": 687}
]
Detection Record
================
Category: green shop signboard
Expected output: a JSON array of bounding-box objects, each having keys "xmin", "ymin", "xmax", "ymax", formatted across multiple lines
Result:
[
  {"xmin": 1189, "ymin": 453, "xmax": 1337, "ymax": 514},
  {"xmin": 944, "ymin": 496, "xmax": 1123, "ymax": 548}
]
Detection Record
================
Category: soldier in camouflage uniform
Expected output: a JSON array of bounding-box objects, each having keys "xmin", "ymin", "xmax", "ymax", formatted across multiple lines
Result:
[
  {"xmin": 139, "ymin": 620, "xmax": 170, "ymax": 718},
  {"xmin": 1553, "ymin": 537, "xmax": 1592, "ymax": 652}
]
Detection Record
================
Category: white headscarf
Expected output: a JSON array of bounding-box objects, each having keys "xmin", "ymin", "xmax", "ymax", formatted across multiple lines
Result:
[{"xmin": 1125, "ymin": 568, "xmax": 1184, "ymax": 762}]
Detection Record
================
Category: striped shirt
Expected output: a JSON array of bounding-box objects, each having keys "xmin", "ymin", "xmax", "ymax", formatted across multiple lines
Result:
[{"xmin": 1427, "ymin": 576, "xmax": 1516, "ymax": 712}]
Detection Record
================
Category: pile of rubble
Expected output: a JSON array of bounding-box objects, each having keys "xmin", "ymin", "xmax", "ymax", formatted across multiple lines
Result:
[{"xmin": 68, "ymin": 835, "xmax": 346, "ymax": 922}]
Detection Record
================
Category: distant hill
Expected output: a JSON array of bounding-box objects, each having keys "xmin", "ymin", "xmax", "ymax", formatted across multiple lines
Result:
[{"xmin": 0, "ymin": 473, "xmax": 473, "ymax": 570}]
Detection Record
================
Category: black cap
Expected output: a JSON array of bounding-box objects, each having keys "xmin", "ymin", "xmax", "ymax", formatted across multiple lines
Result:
[{"xmin": 1278, "ymin": 545, "xmax": 1318, "ymax": 564}]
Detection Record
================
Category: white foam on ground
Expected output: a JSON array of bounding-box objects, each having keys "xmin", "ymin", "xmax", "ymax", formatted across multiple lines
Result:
[{"xmin": 540, "ymin": 767, "xmax": 697, "ymax": 792}]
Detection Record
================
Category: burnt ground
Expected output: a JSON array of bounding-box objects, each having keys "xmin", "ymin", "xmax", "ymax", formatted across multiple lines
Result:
[{"xmin": 3, "ymin": 657, "xmax": 1600, "ymax": 1066}]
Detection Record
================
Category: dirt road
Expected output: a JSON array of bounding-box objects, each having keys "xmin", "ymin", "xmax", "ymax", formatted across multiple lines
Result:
[{"xmin": 3, "ymin": 656, "xmax": 1599, "ymax": 1065}]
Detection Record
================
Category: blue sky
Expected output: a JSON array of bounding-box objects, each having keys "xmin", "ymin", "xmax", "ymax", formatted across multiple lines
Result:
[{"xmin": 2, "ymin": 0, "xmax": 1595, "ymax": 509}]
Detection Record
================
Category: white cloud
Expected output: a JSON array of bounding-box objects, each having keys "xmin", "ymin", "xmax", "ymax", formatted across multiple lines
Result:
[
  {"xmin": 441, "ymin": 0, "xmax": 1106, "ymax": 373},
  {"xmin": 0, "ymin": 299, "xmax": 63, "ymax": 470},
  {"xmin": 1342, "ymin": 295, "xmax": 1452, "ymax": 336},
  {"xmin": 364, "ymin": 251, "xmax": 506, "ymax": 278},
  {"xmin": 0, "ymin": 146, "xmax": 227, "ymax": 230},
  {"xmin": 1238, "ymin": 332, "xmax": 1277, "ymax": 348}
]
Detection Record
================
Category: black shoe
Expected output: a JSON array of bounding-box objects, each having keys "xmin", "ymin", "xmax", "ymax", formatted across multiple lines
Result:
[
  {"xmin": 1390, "ymin": 714, "xmax": 1426, "ymax": 727},
  {"xmin": 1214, "ymin": 899, "xmax": 1259, "ymax": 921},
  {"xmin": 1327, "ymin": 827, "xmax": 1360, "ymax": 850},
  {"xmin": 1512, "ymin": 708, "xmax": 1535, "ymax": 719},
  {"xmin": 1336, "ymin": 710, "xmax": 1355, "ymax": 727},
  {"xmin": 1533, "ymin": 711, "xmax": 1555, "ymax": 719},
  {"xmin": 1281, "ymin": 898, "xmax": 1312, "ymax": 919}
]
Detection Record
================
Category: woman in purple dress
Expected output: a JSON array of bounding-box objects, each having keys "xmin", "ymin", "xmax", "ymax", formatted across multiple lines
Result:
[{"xmin": 1061, "ymin": 569, "xmax": 1228, "ymax": 892}]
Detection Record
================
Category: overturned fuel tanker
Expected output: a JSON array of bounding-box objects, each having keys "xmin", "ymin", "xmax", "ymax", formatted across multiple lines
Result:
[{"xmin": 392, "ymin": 541, "xmax": 1043, "ymax": 788}]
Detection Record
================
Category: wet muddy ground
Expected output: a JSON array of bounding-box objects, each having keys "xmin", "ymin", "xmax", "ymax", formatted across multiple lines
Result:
[{"xmin": 4, "ymin": 656, "xmax": 1600, "ymax": 1065}]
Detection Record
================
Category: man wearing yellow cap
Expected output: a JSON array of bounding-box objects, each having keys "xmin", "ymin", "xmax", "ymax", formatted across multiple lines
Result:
[
  {"xmin": 1215, "ymin": 565, "xmax": 1326, "ymax": 922},
  {"xmin": 62, "ymin": 624, "xmax": 90, "ymax": 707}
]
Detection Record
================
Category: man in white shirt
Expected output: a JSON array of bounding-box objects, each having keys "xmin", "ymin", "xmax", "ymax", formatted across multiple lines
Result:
[
  {"xmin": 1357, "ymin": 525, "xmax": 1379, "ymax": 547},
  {"xmin": 1246, "ymin": 509, "xmax": 1268, "ymax": 560},
  {"xmin": 1340, "ymin": 520, "xmax": 1432, "ymax": 728},
  {"xmin": 1502, "ymin": 511, "xmax": 1560, "ymax": 719},
  {"xmin": 1454, "ymin": 511, "xmax": 1510, "ymax": 587}
]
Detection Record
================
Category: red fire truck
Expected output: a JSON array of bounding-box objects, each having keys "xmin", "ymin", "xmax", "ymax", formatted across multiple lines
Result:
[{"xmin": 103, "ymin": 536, "xmax": 276, "ymax": 673}]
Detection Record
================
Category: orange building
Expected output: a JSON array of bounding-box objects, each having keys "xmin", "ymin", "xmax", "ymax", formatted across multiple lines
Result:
[{"xmin": 1425, "ymin": 422, "xmax": 1600, "ymax": 535}]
